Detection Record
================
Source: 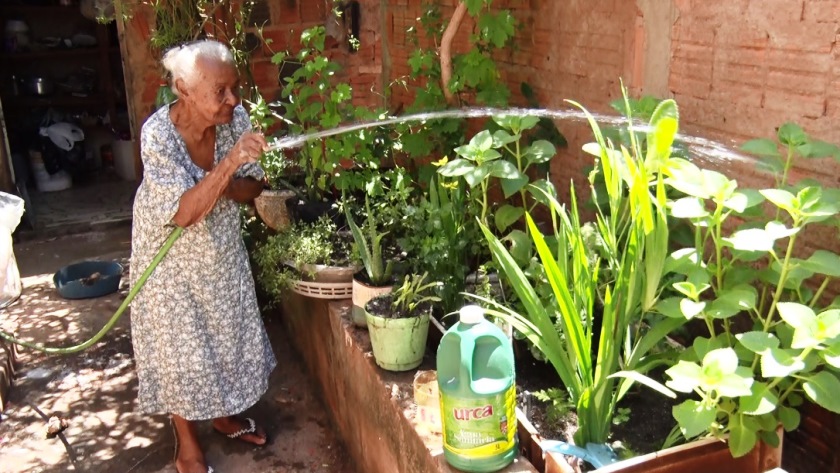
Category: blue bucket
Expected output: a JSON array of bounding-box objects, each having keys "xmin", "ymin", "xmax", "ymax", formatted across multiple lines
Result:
[{"xmin": 53, "ymin": 260, "xmax": 124, "ymax": 300}]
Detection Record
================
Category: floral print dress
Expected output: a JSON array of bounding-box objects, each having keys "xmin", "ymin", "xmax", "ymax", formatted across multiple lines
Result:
[{"xmin": 130, "ymin": 104, "xmax": 276, "ymax": 420}]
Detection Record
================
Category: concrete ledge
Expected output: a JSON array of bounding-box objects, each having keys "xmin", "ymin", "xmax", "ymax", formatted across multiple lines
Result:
[{"xmin": 280, "ymin": 294, "xmax": 539, "ymax": 473}]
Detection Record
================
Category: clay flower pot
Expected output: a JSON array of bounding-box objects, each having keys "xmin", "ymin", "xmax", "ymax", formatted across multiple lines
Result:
[{"xmin": 254, "ymin": 189, "xmax": 296, "ymax": 231}]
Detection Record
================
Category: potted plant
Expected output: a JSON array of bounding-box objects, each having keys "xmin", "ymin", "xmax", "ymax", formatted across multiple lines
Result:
[
  {"xmin": 253, "ymin": 216, "xmax": 358, "ymax": 301},
  {"xmin": 483, "ymin": 93, "xmax": 780, "ymax": 472},
  {"xmin": 346, "ymin": 197, "xmax": 397, "ymax": 328},
  {"xmin": 243, "ymin": 92, "xmax": 302, "ymax": 231},
  {"xmin": 478, "ymin": 98, "xmax": 679, "ymax": 463},
  {"xmin": 629, "ymin": 122, "xmax": 840, "ymax": 457},
  {"xmin": 398, "ymin": 175, "xmax": 484, "ymax": 316},
  {"xmin": 365, "ymin": 273, "xmax": 441, "ymax": 371},
  {"xmin": 266, "ymin": 25, "xmax": 378, "ymax": 224}
]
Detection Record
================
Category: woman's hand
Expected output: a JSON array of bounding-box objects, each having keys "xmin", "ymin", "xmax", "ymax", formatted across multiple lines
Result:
[
  {"xmin": 230, "ymin": 132, "xmax": 268, "ymax": 167},
  {"xmin": 172, "ymin": 132, "xmax": 267, "ymax": 227}
]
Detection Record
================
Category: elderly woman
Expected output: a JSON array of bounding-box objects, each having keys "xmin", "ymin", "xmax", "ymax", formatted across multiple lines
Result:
[{"xmin": 130, "ymin": 40, "xmax": 276, "ymax": 473}]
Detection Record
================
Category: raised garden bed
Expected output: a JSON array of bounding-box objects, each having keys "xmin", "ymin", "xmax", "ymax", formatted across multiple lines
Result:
[
  {"xmin": 278, "ymin": 294, "xmax": 539, "ymax": 473},
  {"xmin": 276, "ymin": 294, "xmax": 835, "ymax": 473}
]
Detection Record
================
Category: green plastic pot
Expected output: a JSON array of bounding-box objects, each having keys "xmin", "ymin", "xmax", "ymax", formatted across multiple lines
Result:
[{"xmin": 365, "ymin": 309, "xmax": 430, "ymax": 371}]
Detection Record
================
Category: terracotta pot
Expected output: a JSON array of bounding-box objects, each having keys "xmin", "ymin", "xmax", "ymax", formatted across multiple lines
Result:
[
  {"xmin": 351, "ymin": 278, "xmax": 393, "ymax": 328},
  {"xmin": 254, "ymin": 189, "xmax": 296, "ymax": 230},
  {"xmin": 540, "ymin": 431, "xmax": 782, "ymax": 473},
  {"xmin": 515, "ymin": 411, "xmax": 783, "ymax": 473}
]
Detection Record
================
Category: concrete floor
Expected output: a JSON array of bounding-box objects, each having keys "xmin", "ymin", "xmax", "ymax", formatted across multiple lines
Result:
[{"xmin": 0, "ymin": 224, "xmax": 355, "ymax": 473}]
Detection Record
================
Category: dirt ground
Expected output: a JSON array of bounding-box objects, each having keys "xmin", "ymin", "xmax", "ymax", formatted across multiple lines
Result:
[{"xmin": 0, "ymin": 224, "xmax": 356, "ymax": 473}]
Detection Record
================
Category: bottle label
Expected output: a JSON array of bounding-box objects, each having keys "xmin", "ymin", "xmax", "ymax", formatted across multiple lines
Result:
[{"xmin": 440, "ymin": 385, "xmax": 516, "ymax": 458}]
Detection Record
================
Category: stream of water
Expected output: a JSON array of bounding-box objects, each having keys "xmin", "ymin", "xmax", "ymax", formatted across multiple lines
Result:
[{"xmin": 265, "ymin": 106, "xmax": 757, "ymax": 167}]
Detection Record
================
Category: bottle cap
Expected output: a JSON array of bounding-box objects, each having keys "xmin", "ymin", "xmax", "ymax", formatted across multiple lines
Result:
[{"xmin": 459, "ymin": 305, "xmax": 485, "ymax": 324}]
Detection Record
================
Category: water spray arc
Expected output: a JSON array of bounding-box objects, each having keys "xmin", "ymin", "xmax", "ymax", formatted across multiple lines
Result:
[{"xmin": 0, "ymin": 107, "xmax": 755, "ymax": 354}]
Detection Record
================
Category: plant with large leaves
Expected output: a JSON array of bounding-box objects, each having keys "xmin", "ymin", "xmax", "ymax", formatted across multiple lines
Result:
[
  {"xmin": 473, "ymin": 96, "xmax": 685, "ymax": 447},
  {"xmin": 438, "ymin": 115, "xmax": 557, "ymax": 230},
  {"xmin": 640, "ymin": 123, "xmax": 840, "ymax": 457}
]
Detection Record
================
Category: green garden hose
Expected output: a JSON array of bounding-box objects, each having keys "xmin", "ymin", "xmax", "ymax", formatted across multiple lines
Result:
[{"xmin": 0, "ymin": 227, "xmax": 184, "ymax": 355}]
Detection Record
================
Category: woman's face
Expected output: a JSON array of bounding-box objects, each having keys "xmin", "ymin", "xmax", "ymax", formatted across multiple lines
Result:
[{"xmin": 178, "ymin": 57, "xmax": 240, "ymax": 125}]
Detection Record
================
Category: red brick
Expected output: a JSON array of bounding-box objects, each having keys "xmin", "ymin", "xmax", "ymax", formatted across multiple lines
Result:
[
  {"xmin": 716, "ymin": 61, "xmax": 766, "ymax": 87},
  {"xmin": 716, "ymin": 24, "xmax": 769, "ymax": 49},
  {"xmin": 766, "ymin": 49, "xmax": 831, "ymax": 74},
  {"xmin": 763, "ymin": 89, "xmax": 826, "ymax": 118},
  {"xmin": 768, "ymin": 22, "xmax": 836, "ymax": 52},
  {"xmin": 687, "ymin": 0, "xmax": 748, "ymax": 19},
  {"xmin": 715, "ymin": 47, "xmax": 770, "ymax": 68},
  {"xmin": 271, "ymin": 0, "xmax": 299, "ymax": 24},
  {"xmin": 251, "ymin": 58, "xmax": 279, "ymax": 89},
  {"xmin": 301, "ymin": 1, "xmax": 326, "ymax": 23},
  {"xmin": 260, "ymin": 27, "xmax": 289, "ymax": 55},
  {"xmin": 803, "ymin": 1, "xmax": 840, "ymax": 22},
  {"xmin": 710, "ymin": 80, "xmax": 765, "ymax": 107},
  {"xmin": 766, "ymin": 69, "xmax": 827, "ymax": 96},
  {"xmin": 745, "ymin": 0, "xmax": 805, "ymax": 27}
]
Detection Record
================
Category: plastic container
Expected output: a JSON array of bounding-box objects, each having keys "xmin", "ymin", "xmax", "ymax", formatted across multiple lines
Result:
[
  {"xmin": 113, "ymin": 140, "xmax": 136, "ymax": 181},
  {"xmin": 414, "ymin": 370, "xmax": 442, "ymax": 434},
  {"xmin": 154, "ymin": 82, "xmax": 177, "ymax": 111},
  {"xmin": 53, "ymin": 260, "xmax": 123, "ymax": 299},
  {"xmin": 437, "ymin": 305, "xmax": 517, "ymax": 472},
  {"xmin": 0, "ymin": 192, "xmax": 24, "ymax": 308}
]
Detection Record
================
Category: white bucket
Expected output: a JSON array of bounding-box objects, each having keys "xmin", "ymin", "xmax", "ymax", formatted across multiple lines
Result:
[{"xmin": 113, "ymin": 140, "xmax": 136, "ymax": 181}]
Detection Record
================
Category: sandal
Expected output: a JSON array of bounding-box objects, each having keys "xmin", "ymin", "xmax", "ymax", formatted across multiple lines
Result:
[{"xmin": 214, "ymin": 417, "xmax": 268, "ymax": 447}]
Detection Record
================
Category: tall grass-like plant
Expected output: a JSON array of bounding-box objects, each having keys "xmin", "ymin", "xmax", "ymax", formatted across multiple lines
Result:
[
  {"xmin": 475, "ymin": 95, "xmax": 685, "ymax": 446},
  {"xmin": 346, "ymin": 197, "xmax": 394, "ymax": 286}
]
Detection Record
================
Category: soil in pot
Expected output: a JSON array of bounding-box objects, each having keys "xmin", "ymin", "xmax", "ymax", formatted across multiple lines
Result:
[{"xmin": 365, "ymin": 293, "xmax": 433, "ymax": 320}]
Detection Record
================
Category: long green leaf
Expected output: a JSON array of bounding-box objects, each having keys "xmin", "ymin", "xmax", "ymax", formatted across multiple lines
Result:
[
  {"xmin": 480, "ymin": 222, "xmax": 582, "ymax": 399},
  {"xmin": 526, "ymin": 213, "xmax": 593, "ymax": 389},
  {"xmin": 345, "ymin": 208, "xmax": 372, "ymax": 278}
]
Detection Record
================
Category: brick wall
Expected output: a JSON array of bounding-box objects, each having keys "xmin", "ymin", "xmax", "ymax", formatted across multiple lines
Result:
[
  {"xmin": 383, "ymin": 0, "xmax": 639, "ymax": 202},
  {"xmin": 119, "ymin": 0, "xmax": 382, "ymax": 143},
  {"xmin": 383, "ymin": 0, "xmax": 840, "ymax": 202},
  {"xmin": 670, "ymin": 0, "xmax": 840, "ymax": 187}
]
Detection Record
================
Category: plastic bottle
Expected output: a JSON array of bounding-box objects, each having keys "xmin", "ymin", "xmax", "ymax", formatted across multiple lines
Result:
[
  {"xmin": 437, "ymin": 305, "xmax": 517, "ymax": 472},
  {"xmin": 154, "ymin": 81, "xmax": 176, "ymax": 111}
]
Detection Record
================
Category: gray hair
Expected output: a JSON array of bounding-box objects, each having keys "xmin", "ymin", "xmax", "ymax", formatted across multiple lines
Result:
[{"xmin": 161, "ymin": 40, "xmax": 235, "ymax": 96}]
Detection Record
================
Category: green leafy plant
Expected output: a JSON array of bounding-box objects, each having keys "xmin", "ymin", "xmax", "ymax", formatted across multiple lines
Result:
[
  {"xmin": 533, "ymin": 388, "xmax": 575, "ymax": 426},
  {"xmin": 398, "ymin": 175, "xmax": 484, "ymax": 314},
  {"xmin": 474, "ymin": 96, "xmax": 685, "ymax": 447},
  {"xmin": 391, "ymin": 273, "xmax": 442, "ymax": 316},
  {"xmin": 437, "ymin": 115, "xmax": 557, "ymax": 236},
  {"xmin": 268, "ymin": 25, "xmax": 381, "ymax": 202},
  {"xmin": 396, "ymin": 0, "xmax": 518, "ymax": 162},
  {"xmin": 741, "ymin": 123, "xmax": 840, "ymax": 189},
  {"xmin": 634, "ymin": 124, "xmax": 840, "ymax": 457},
  {"xmin": 346, "ymin": 197, "xmax": 394, "ymax": 287},
  {"xmin": 253, "ymin": 216, "xmax": 354, "ymax": 302}
]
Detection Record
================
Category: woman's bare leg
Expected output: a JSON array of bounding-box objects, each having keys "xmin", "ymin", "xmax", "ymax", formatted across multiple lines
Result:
[{"xmin": 172, "ymin": 414, "xmax": 208, "ymax": 473}]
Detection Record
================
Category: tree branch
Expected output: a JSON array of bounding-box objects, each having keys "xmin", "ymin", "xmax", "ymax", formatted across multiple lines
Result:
[{"xmin": 440, "ymin": 2, "xmax": 467, "ymax": 106}]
